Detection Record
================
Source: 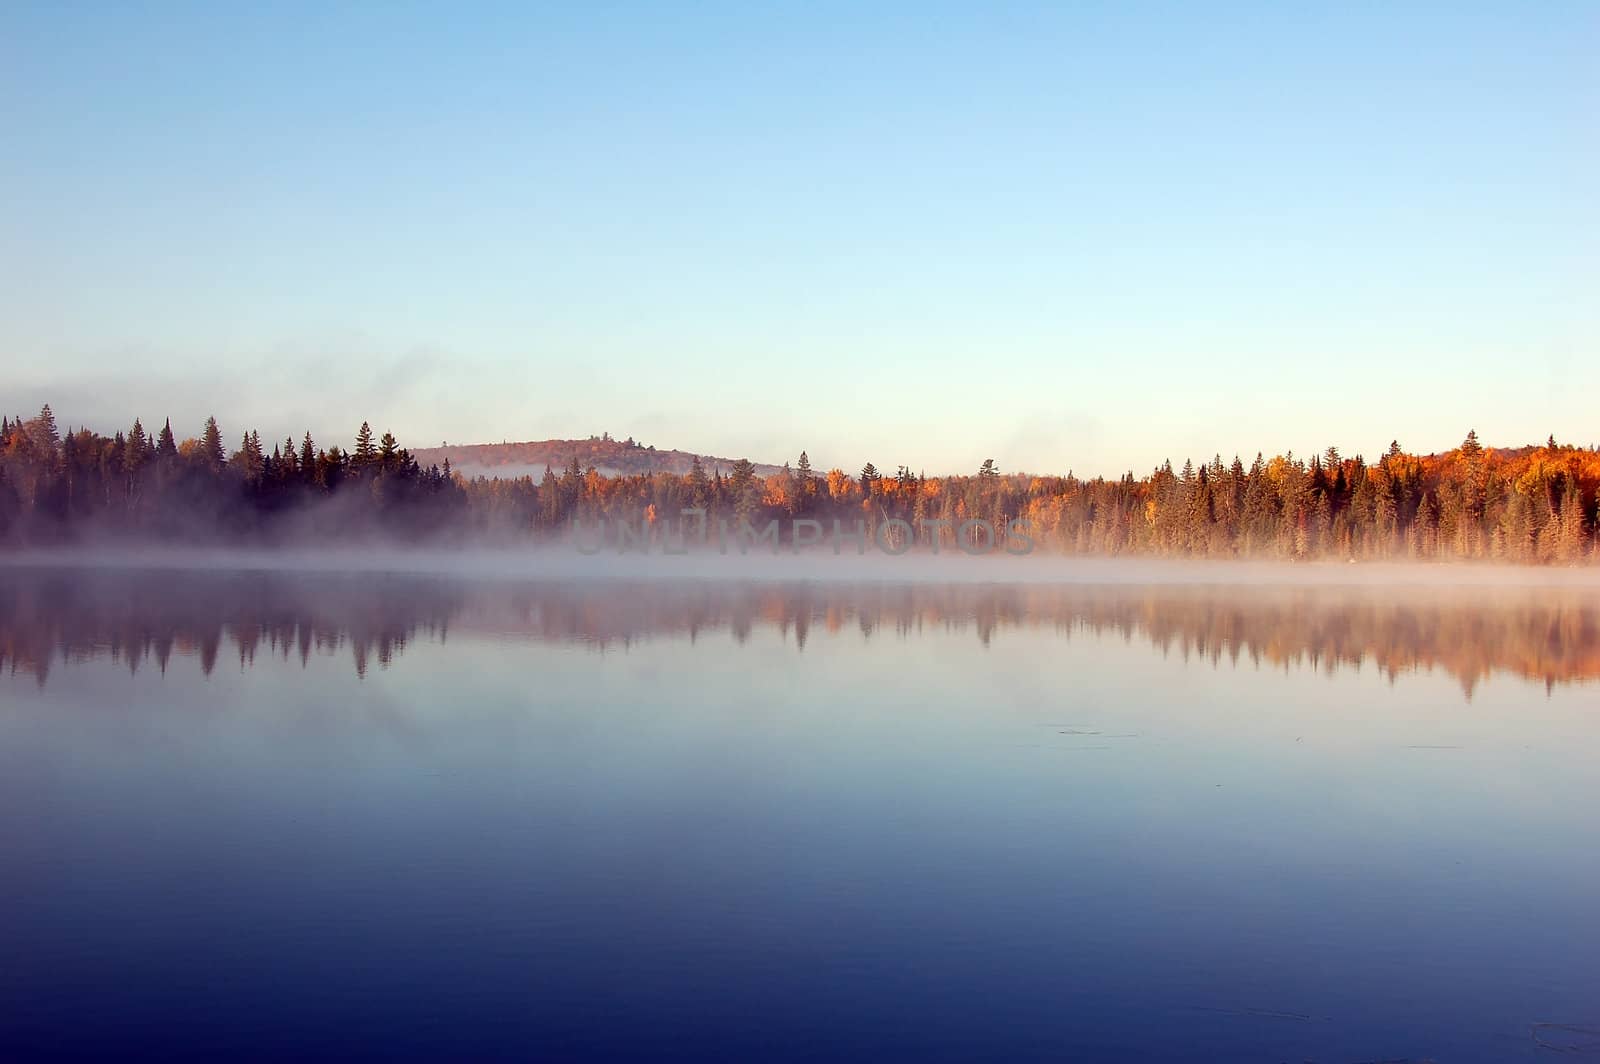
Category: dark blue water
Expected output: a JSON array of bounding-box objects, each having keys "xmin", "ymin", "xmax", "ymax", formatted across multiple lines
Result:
[{"xmin": 2, "ymin": 569, "xmax": 1597, "ymax": 1061}]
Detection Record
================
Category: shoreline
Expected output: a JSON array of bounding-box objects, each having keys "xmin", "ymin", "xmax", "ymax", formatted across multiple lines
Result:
[{"xmin": 3, "ymin": 547, "xmax": 1598, "ymax": 588}]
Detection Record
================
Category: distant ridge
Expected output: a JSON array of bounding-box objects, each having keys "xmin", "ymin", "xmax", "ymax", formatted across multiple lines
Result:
[{"xmin": 409, "ymin": 438, "xmax": 788, "ymax": 480}]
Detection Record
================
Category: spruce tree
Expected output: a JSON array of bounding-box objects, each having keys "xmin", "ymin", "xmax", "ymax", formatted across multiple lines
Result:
[
  {"xmin": 687, "ymin": 455, "xmax": 710, "ymax": 508},
  {"xmin": 157, "ymin": 419, "xmax": 178, "ymax": 459},
  {"xmin": 794, "ymin": 450, "xmax": 814, "ymax": 510},
  {"xmin": 31, "ymin": 403, "xmax": 60, "ymax": 453},
  {"xmin": 125, "ymin": 419, "xmax": 147, "ymax": 476},
  {"xmin": 728, "ymin": 458, "xmax": 758, "ymax": 519},
  {"xmin": 354, "ymin": 422, "xmax": 376, "ymax": 466},
  {"xmin": 1558, "ymin": 478, "xmax": 1585, "ymax": 563},
  {"xmin": 540, "ymin": 464, "xmax": 561, "ymax": 525},
  {"xmin": 201, "ymin": 417, "xmax": 226, "ymax": 471},
  {"xmin": 378, "ymin": 431, "xmax": 399, "ymax": 469}
]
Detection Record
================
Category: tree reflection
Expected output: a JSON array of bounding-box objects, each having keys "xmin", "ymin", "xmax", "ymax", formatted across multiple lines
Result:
[{"xmin": 1, "ymin": 568, "xmax": 1595, "ymax": 698}]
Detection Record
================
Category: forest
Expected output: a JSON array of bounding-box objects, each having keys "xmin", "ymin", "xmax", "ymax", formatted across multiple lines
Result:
[{"xmin": 1, "ymin": 404, "xmax": 1596, "ymax": 564}]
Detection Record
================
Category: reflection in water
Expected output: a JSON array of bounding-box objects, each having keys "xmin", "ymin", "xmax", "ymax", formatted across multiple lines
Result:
[
  {"xmin": 5, "ymin": 564, "xmax": 1600, "ymax": 1062},
  {"xmin": 2, "ymin": 566, "xmax": 1595, "ymax": 696}
]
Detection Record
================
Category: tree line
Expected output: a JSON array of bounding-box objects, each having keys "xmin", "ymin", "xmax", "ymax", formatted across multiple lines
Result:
[{"xmin": 1, "ymin": 405, "xmax": 1596, "ymax": 563}]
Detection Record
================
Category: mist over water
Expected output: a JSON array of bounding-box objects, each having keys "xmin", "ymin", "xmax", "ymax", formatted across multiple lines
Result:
[
  {"xmin": 3, "ymin": 563, "xmax": 1598, "ymax": 1061},
  {"xmin": 9, "ymin": 546, "xmax": 1600, "ymax": 586},
  {"xmin": 3, "ymin": 564, "xmax": 1597, "ymax": 696}
]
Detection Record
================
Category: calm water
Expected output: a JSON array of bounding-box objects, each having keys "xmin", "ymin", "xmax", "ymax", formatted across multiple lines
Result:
[{"xmin": 2, "ymin": 566, "xmax": 1598, "ymax": 1062}]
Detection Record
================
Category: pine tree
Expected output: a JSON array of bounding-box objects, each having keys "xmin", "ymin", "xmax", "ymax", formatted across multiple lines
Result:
[
  {"xmin": 859, "ymin": 462, "xmax": 880, "ymax": 495},
  {"xmin": 157, "ymin": 418, "xmax": 178, "ymax": 459},
  {"xmin": 1558, "ymin": 477, "xmax": 1585, "ymax": 564},
  {"xmin": 201, "ymin": 417, "xmax": 226, "ymax": 471},
  {"xmin": 236, "ymin": 430, "xmax": 264, "ymax": 479},
  {"xmin": 538, "ymin": 464, "xmax": 561, "ymax": 526},
  {"xmin": 354, "ymin": 422, "xmax": 376, "ymax": 466},
  {"xmin": 378, "ymin": 431, "xmax": 399, "ymax": 469},
  {"xmin": 125, "ymin": 419, "xmax": 148, "ymax": 478},
  {"xmin": 687, "ymin": 455, "xmax": 710, "ymax": 508},
  {"xmin": 30, "ymin": 403, "xmax": 60, "ymax": 454},
  {"xmin": 1240, "ymin": 454, "xmax": 1274, "ymax": 553},
  {"xmin": 729, "ymin": 458, "xmax": 757, "ymax": 494},
  {"xmin": 1413, "ymin": 494, "xmax": 1438, "ymax": 559},
  {"xmin": 794, "ymin": 451, "xmax": 815, "ymax": 511},
  {"xmin": 729, "ymin": 458, "xmax": 758, "ymax": 519}
]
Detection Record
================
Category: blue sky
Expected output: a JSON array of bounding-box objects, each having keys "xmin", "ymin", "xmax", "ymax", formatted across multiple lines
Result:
[{"xmin": 3, "ymin": 2, "xmax": 1595, "ymax": 476}]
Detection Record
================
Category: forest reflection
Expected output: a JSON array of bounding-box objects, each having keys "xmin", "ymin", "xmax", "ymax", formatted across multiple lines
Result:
[{"xmin": 1, "ymin": 567, "xmax": 1596, "ymax": 697}]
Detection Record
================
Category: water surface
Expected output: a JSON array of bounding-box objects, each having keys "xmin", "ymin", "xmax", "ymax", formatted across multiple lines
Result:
[{"xmin": 2, "ymin": 567, "xmax": 1598, "ymax": 1061}]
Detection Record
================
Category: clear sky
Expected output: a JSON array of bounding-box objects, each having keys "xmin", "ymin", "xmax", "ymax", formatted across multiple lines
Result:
[{"xmin": 3, "ymin": 2, "xmax": 1595, "ymax": 476}]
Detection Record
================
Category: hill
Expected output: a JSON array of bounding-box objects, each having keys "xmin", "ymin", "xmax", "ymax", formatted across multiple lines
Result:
[{"xmin": 409, "ymin": 437, "xmax": 788, "ymax": 481}]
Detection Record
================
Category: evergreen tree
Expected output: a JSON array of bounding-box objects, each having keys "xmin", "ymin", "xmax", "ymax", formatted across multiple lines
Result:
[
  {"xmin": 793, "ymin": 450, "xmax": 815, "ymax": 511},
  {"xmin": 201, "ymin": 417, "xmax": 226, "ymax": 471},
  {"xmin": 687, "ymin": 455, "xmax": 710, "ymax": 508},
  {"xmin": 157, "ymin": 418, "xmax": 178, "ymax": 459},
  {"xmin": 125, "ymin": 419, "xmax": 148, "ymax": 478},
  {"xmin": 354, "ymin": 422, "xmax": 377, "ymax": 466},
  {"xmin": 30, "ymin": 403, "xmax": 60, "ymax": 454},
  {"xmin": 1240, "ymin": 454, "xmax": 1275, "ymax": 553},
  {"xmin": 540, "ymin": 464, "xmax": 562, "ymax": 525},
  {"xmin": 235, "ymin": 430, "xmax": 264, "ymax": 479},
  {"xmin": 378, "ymin": 431, "xmax": 399, "ymax": 469},
  {"xmin": 1558, "ymin": 477, "xmax": 1586, "ymax": 563},
  {"xmin": 728, "ymin": 458, "xmax": 758, "ymax": 519}
]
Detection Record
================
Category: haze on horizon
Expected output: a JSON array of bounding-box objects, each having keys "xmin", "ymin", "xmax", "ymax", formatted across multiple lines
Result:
[{"xmin": 3, "ymin": 4, "xmax": 1596, "ymax": 478}]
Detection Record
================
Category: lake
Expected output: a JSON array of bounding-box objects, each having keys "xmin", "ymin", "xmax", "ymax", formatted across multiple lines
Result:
[{"xmin": 2, "ymin": 564, "xmax": 1598, "ymax": 1061}]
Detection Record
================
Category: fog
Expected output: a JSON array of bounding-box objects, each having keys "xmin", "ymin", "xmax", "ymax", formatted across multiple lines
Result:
[
  {"xmin": 4, "ymin": 545, "xmax": 1600, "ymax": 589},
  {"xmin": 5, "ymin": 562, "xmax": 1596, "ymax": 699}
]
